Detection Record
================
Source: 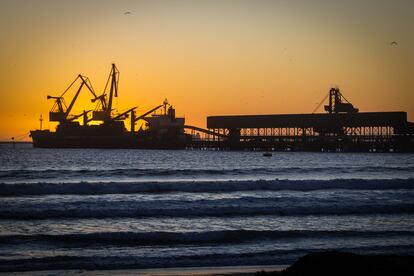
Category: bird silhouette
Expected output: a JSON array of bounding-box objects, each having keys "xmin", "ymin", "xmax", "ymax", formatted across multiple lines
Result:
[
  {"xmin": 124, "ymin": 11, "xmax": 132, "ymax": 15},
  {"xmin": 390, "ymin": 41, "xmax": 398, "ymax": 46}
]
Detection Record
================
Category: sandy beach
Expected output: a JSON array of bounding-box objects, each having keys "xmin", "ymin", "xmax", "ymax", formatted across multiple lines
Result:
[{"xmin": 3, "ymin": 265, "xmax": 287, "ymax": 276}]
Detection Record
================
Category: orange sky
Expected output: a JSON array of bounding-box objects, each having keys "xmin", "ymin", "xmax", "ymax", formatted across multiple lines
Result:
[{"xmin": 0, "ymin": 0, "xmax": 413, "ymax": 141}]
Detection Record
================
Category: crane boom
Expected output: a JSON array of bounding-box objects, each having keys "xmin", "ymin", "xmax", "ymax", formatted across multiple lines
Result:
[
  {"xmin": 130, "ymin": 104, "xmax": 163, "ymax": 132},
  {"xmin": 68, "ymin": 110, "xmax": 91, "ymax": 121},
  {"xmin": 132, "ymin": 105, "xmax": 163, "ymax": 123},
  {"xmin": 113, "ymin": 107, "xmax": 137, "ymax": 120},
  {"xmin": 65, "ymin": 76, "xmax": 85, "ymax": 119}
]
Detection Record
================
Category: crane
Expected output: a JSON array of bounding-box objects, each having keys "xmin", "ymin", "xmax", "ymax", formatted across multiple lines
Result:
[
  {"xmin": 47, "ymin": 95, "xmax": 67, "ymax": 122},
  {"xmin": 91, "ymin": 63, "xmax": 119, "ymax": 121},
  {"xmin": 324, "ymin": 87, "xmax": 358, "ymax": 114},
  {"xmin": 312, "ymin": 87, "xmax": 359, "ymax": 114},
  {"xmin": 112, "ymin": 106, "xmax": 137, "ymax": 121},
  {"xmin": 68, "ymin": 110, "xmax": 92, "ymax": 126},
  {"xmin": 130, "ymin": 104, "xmax": 164, "ymax": 132},
  {"xmin": 91, "ymin": 64, "xmax": 141, "ymax": 126},
  {"xmin": 47, "ymin": 74, "xmax": 97, "ymax": 123}
]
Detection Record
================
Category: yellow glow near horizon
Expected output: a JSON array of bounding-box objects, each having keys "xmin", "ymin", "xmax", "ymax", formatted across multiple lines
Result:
[{"xmin": 0, "ymin": 0, "xmax": 413, "ymax": 141}]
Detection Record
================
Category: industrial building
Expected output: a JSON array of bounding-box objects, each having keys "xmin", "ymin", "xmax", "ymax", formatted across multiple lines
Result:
[{"xmin": 200, "ymin": 88, "xmax": 414, "ymax": 152}]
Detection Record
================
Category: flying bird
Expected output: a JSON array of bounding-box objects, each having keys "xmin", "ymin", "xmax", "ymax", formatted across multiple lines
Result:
[
  {"xmin": 124, "ymin": 11, "xmax": 132, "ymax": 15},
  {"xmin": 390, "ymin": 41, "xmax": 398, "ymax": 46}
]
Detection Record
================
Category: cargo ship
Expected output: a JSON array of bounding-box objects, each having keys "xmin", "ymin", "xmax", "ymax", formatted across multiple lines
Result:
[{"xmin": 30, "ymin": 64, "xmax": 191, "ymax": 149}]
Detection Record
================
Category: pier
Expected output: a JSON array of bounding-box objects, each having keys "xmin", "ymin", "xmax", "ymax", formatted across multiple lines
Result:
[{"xmin": 187, "ymin": 88, "xmax": 414, "ymax": 152}]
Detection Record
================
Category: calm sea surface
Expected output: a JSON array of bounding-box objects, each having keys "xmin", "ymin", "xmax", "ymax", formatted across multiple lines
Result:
[{"xmin": 0, "ymin": 143, "xmax": 413, "ymax": 272}]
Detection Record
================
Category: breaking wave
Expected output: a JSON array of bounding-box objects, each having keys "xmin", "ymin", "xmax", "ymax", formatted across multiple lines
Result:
[
  {"xmin": 1, "ymin": 178, "xmax": 413, "ymax": 196},
  {"xmin": 1, "ymin": 230, "xmax": 412, "ymax": 246},
  {"xmin": 1, "ymin": 201, "xmax": 413, "ymax": 219},
  {"xmin": 1, "ymin": 166, "xmax": 413, "ymax": 180}
]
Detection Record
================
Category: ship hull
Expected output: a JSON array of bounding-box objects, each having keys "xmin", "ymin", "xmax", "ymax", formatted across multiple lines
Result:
[{"xmin": 30, "ymin": 130, "xmax": 189, "ymax": 149}]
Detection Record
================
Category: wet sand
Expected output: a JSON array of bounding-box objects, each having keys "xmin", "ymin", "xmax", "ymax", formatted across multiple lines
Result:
[{"xmin": 4, "ymin": 265, "xmax": 287, "ymax": 276}]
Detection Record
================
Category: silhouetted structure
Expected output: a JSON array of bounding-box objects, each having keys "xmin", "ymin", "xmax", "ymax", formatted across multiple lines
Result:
[
  {"xmin": 30, "ymin": 64, "xmax": 191, "ymax": 149},
  {"xmin": 201, "ymin": 88, "xmax": 414, "ymax": 152},
  {"xmin": 30, "ymin": 67, "xmax": 413, "ymax": 152}
]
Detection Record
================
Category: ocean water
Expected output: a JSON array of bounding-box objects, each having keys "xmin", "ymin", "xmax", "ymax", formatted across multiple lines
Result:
[{"xmin": 0, "ymin": 143, "xmax": 413, "ymax": 272}]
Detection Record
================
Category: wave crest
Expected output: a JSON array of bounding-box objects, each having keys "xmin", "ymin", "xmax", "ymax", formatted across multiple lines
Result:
[{"xmin": 1, "ymin": 178, "xmax": 413, "ymax": 196}]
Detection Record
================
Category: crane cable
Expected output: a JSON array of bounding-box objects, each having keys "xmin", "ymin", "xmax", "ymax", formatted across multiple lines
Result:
[
  {"xmin": 312, "ymin": 92, "xmax": 329, "ymax": 114},
  {"xmin": 60, "ymin": 75, "xmax": 81, "ymax": 97},
  {"xmin": 11, "ymin": 132, "xmax": 30, "ymax": 141},
  {"xmin": 340, "ymin": 93, "xmax": 352, "ymax": 104}
]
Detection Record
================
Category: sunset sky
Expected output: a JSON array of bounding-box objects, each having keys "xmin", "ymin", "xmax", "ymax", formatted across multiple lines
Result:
[{"xmin": 0, "ymin": 0, "xmax": 413, "ymax": 141}]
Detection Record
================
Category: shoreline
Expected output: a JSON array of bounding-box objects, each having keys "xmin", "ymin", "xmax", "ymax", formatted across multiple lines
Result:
[
  {"xmin": 3, "ymin": 265, "xmax": 288, "ymax": 276},
  {"xmin": 3, "ymin": 252, "xmax": 414, "ymax": 275}
]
